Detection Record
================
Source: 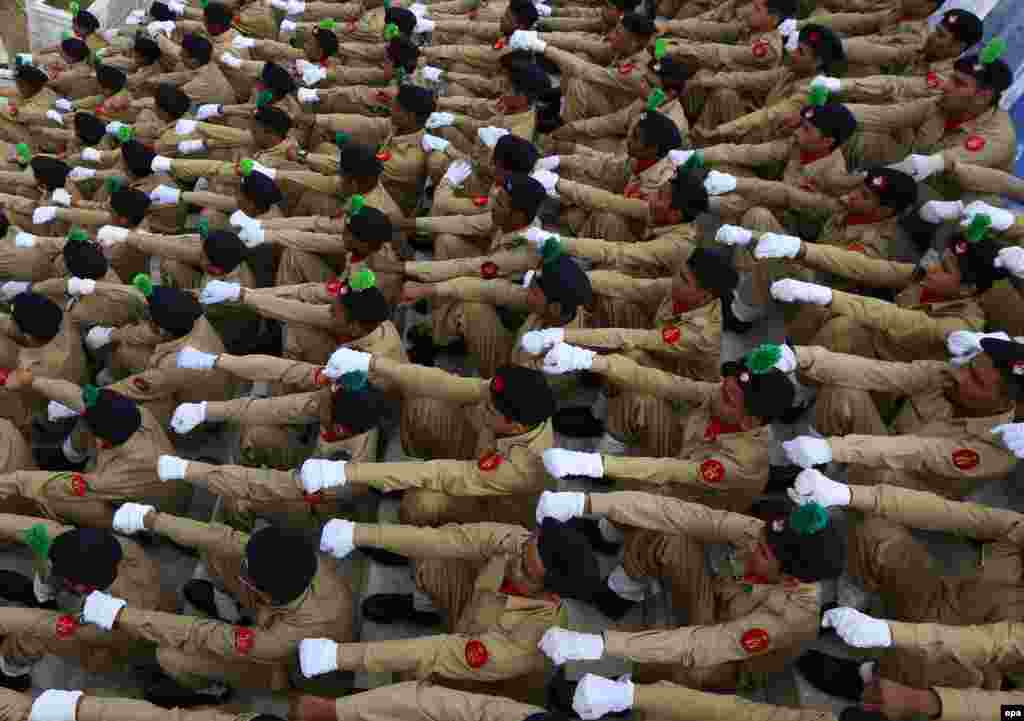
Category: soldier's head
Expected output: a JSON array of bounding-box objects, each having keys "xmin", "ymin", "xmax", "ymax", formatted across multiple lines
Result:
[
  {"xmin": 960, "ymin": 336, "xmax": 1024, "ymax": 412},
  {"xmin": 603, "ymin": 0, "xmax": 641, "ymax": 27},
  {"xmin": 82, "ymin": 386, "xmax": 143, "ymax": 449},
  {"xmin": 202, "ymin": 230, "xmax": 246, "ymax": 277},
  {"xmin": 841, "ymin": 168, "xmax": 916, "ymax": 220},
  {"xmin": 133, "ymin": 277, "xmax": 204, "ymax": 340},
  {"xmin": 14, "ymin": 63, "xmax": 48, "ymax": 100},
  {"xmin": 385, "ymin": 7, "xmax": 418, "ymax": 38},
  {"xmin": 795, "ymin": 102, "xmax": 857, "ymax": 156},
  {"xmin": 96, "ymin": 64, "xmax": 128, "ymax": 96},
  {"xmin": 63, "ymin": 230, "xmax": 109, "ymax": 280},
  {"xmin": 926, "ymin": 10, "xmax": 983, "ymax": 61},
  {"xmin": 627, "ymin": 109, "xmax": 682, "ymax": 161},
  {"xmin": 134, "ymin": 33, "xmax": 163, "ymax": 67},
  {"xmin": 258, "ymin": 62, "xmax": 297, "ymax": 105},
  {"xmin": 525, "ymin": 518, "xmax": 603, "ymax": 600},
  {"xmin": 501, "ymin": 0, "xmax": 539, "ymax": 36},
  {"xmin": 792, "ymin": 25, "xmax": 845, "ymax": 75},
  {"xmin": 155, "ymin": 83, "xmax": 192, "ymax": 123},
  {"xmin": 494, "ymin": 173, "xmax": 546, "ymax": 230},
  {"xmin": 110, "ymin": 187, "xmax": 152, "ymax": 226},
  {"xmin": 31, "ymin": 156, "xmax": 71, "ymax": 193},
  {"xmin": 525, "ymin": 254, "xmax": 593, "ymax": 324},
  {"xmin": 919, "ymin": 232, "xmax": 1005, "ymax": 304},
  {"xmin": 204, "ymin": 2, "xmax": 234, "ymax": 36},
  {"xmin": 150, "ymin": 1, "xmax": 177, "ymax": 22},
  {"xmin": 759, "ymin": 502, "xmax": 846, "ymax": 582},
  {"xmin": 238, "ymin": 172, "xmax": 284, "ymax": 216},
  {"xmin": 947, "ymin": 49, "xmax": 1013, "ymax": 112},
  {"xmin": 73, "ymin": 9, "xmax": 101, "ymax": 38},
  {"xmin": 241, "ymin": 527, "xmax": 318, "ymax": 606},
  {"xmin": 11, "ymin": 292, "xmax": 63, "ymax": 346},
  {"xmin": 493, "ymin": 134, "xmax": 539, "ymax": 186},
  {"xmin": 60, "ymin": 37, "xmax": 90, "ymax": 65},
  {"xmin": 673, "ymin": 247, "xmax": 738, "ymax": 312},
  {"xmin": 609, "ymin": 12, "xmax": 655, "ymax": 55},
  {"xmin": 500, "ymin": 53, "xmax": 551, "ymax": 112},
  {"xmin": 323, "ymin": 371, "xmax": 388, "ymax": 443},
  {"xmin": 385, "ymin": 38, "xmax": 419, "ymax": 75},
  {"xmin": 308, "ymin": 25, "xmax": 339, "ymax": 63},
  {"xmin": 182, "ymin": 33, "xmax": 214, "ymax": 68},
  {"xmin": 749, "ymin": 0, "xmax": 797, "ymax": 33},
  {"xmin": 719, "ymin": 345, "xmax": 796, "ymax": 429},
  {"xmin": 486, "ymin": 366, "xmax": 556, "ymax": 435},
  {"xmin": 252, "ymin": 105, "xmax": 292, "ymax": 149},
  {"xmin": 121, "ymin": 139, "xmax": 157, "ymax": 179},
  {"xmin": 338, "ymin": 142, "xmax": 383, "ymax": 195},
  {"xmin": 653, "ymin": 167, "xmax": 709, "ymax": 226},
  {"xmin": 74, "ymin": 112, "xmax": 106, "ymax": 147},
  {"xmin": 330, "ymin": 268, "xmax": 392, "ymax": 338},
  {"xmin": 49, "ymin": 528, "xmax": 123, "ymax": 594},
  {"xmin": 392, "ymin": 84, "xmax": 435, "ymax": 133},
  {"xmin": 343, "ymin": 205, "xmax": 391, "ymax": 259},
  {"xmin": 648, "ymin": 56, "xmax": 689, "ymax": 99}
]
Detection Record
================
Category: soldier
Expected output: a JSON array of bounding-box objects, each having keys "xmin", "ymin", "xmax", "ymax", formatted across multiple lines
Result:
[
  {"xmin": 73, "ymin": 65, "xmax": 135, "ymax": 124},
  {"xmin": 147, "ymin": 33, "xmax": 238, "ymax": 107},
  {"xmin": 45, "ymin": 38, "xmax": 103, "ymax": 101},
  {"xmin": 0, "ymin": 64, "xmax": 58, "ymax": 150}
]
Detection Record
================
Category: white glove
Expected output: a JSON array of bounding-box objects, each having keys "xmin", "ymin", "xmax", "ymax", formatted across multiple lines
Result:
[
  {"xmin": 421, "ymin": 134, "xmax": 450, "ymax": 153},
  {"xmin": 520, "ymin": 327, "xmax": 564, "ymax": 355},
  {"xmin": 147, "ymin": 20, "xmax": 175, "ymax": 37},
  {"xmin": 478, "ymin": 126, "xmax": 510, "ymax": 148},
  {"xmin": 33, "ymin": 207, "xmax": 58, "ymax": 224},
  {"xmin": 27, "ymin": 690, "xmax": 84, "ymax": 721},
  {"xmin": 167, "ymin": 0, "xmax": 185, "ymax": 14},
  {"xmin": 787, "ymin": 468, "xmax": 851, "ymax": 507},
  {"xmin": 81, "ymin": 590, "xmax": 126, "ymax": 631},
  {"xmin": 219, "ymin": 52, "xmax": 243, "ymax": 69},
  {"xmin": 918, "ymin": 199, "xmax": 964, "ymax": 224},
  {"xmin": 232, "ymin": 35, "xmax": 257, "ymax": 50},
  {"xmin": 14, "ymin": 232, "xmax": 35, "ymax": 247},
  {"xmin": 425, "ymin": 111, "xmax": 455, "ymax": 129},
  {"xmin": 82, "ymin": 148, "xmax": 101, "ymax": 163},
  {"xmin": 176, "ymin": 346, "xmax": 218, "ymax": 370},
  {"xmin": 47, "ymin": 401, "xmax": 80, "ymax": 421},
  {"xmin": 531, "ymin": 168, "xmax": 560, "ymax": 198},
  {"xmin": 97, "ymin": 225, "xmax": 130, "ymax": 247},
  {"xmin": 55, "ymin": 98, "xmax": 73, "ymax": 113},
  {"xmin": 535, "ymin": 489, "xmax": 587, "ymax": 523},
  {"xmin": 822, "ymin": 607, "xmax": 893, "ymax": 649},
  {"xmin": 299, "ymin": 639, "xmax": 338, "ymax": 678},
  {"xmin": 775, "ymin": 343, "xmax": 798, "ymax": 374},
  {"xmin": 199, "ymin": 280, "xmax": 242, "ymax": 305},
  {"xmin": 196, "ymin": 104, "xmax": 222, "ymax": 121},
  {"xmin": 85, "ymin": 326, "xmax": 114, "ymax": 350},
  {"xmin": 157, "ymin": 454, "xmax": 189, "ymax": 481},
  {"xmin": 126, "ymin": 9, "xmax": 145, "ymax": 24},
  {"xmin": 175, "ymin": 118, "xmax": 198, "ymax": 135},
  {"xmin": 285, "ymin": 0, "xmax": 306, "ymax": 14},
  {"xmin": 297, "ymin": 88, "xmax": 319, "ymax": 103},
  {"xmin": 409, "ymin": 3, "xmax": 429, "ymax": 17},
  {"xmin": 443, "ymin": 159, "xmax": 473, "ymax": 188},
  {"xmin": 177, "ymin": 139, "xmax": 205, "ymax": 155},
  {"xmin": 152, "ymin": 156, "xmax": 173, "ymax": 173},
  {"xmin": 238, "ymin": 220, "xmax": 265, "ymax": 249},
  {"xmin": 538, "ymin": 628, "xmax": 604, "ymax": 665},
  {"xmin": 46, "ymin": 110, "xmax": 65, "ymax": 126},
  {"xmin": 509, "ymin": 29, "xmax": 546, "ymax": 52},
  {"xmin": 112, "ymin": 502, "xmax": 154, "ymax": 534},
  {"xmin": 324, "ymin": 347, "xmax": 372, "ymax": 379},
  {"xmin": 778, "ymin": 17, "xmax": 799, "ymax": 50},
  {"xmin": 782, "ymin": 436, "xmax": 833, "ymax": 468},
  {"xmin": 962, "ymin": 200, "xmax": 1015, "ymax": 232},
  {"xmin": 524, "ymin": 226, "xmax": 558, "ymax": 252},
  {"xmin": 703, "ymin": 170, "xmax": 737, "ymax": 195},
  {"xmin": 270, "ymin": 0, "xmax": 289, "ymax": 8},
  {"xmin": 229, "ymin": 209, "xmax": 253, "ymax": 227},
  {"xmin": 302, "ymin": 64, "xmax": 328, "ymax": 87},
  {"xmin": 537, "ymin": 155, "xmax": 560, "ymax": 171},
  {"xmin": 667, "ymin": 149, "xmax": 695, "ymax": 167},
  {"xmin": 105, "ymin": 121, "xmax": 127, "ymax": 137},
  {"xmin": 810, "ymin": 75, "xmax": 841, "ymax": 93},
  {"xmin": 68, "ymin": 167, "xmax": 96, "ymax": 181},
  {"xmin": 51, "ymin": 189, "xmax": 71, "ymax": 207},
  {"xmin": 149, "ymin": 184, "xmax": 181, "ymax": 206},
  {"xmin": 908, "ymin": 152, "xmax": 945, "ymax": 181},
  {"xmin": 770, "ymin": 278, "xmax": 833, "ymax": 306},
  {"xmin": 171, "ymin": 402, "xmax": 207, "ymax": 434},
  {"xmin": 320, "ymin": 518, "xmax": 355, "ymax": 558},
  {"xmin": 535, "ymin": 2, "xmax": 552, "ymax": 16},
  {"xmin": 422, "ymin": 65, "xmax": 443, "ymax": 82},
  {"xmin": 542, "ymin": 342, "xmax": 595, "ymax": 374},
  {"xmin": 0, "ymin": 281, "xmax": 29, "ymax": 300},
  {"xmin": 754, "ymin": 232, "xmax": 802, "ymax": 259},
  {"xmin": 573, "ymin": 674, "xmax": 635, "ymax": 721},
  {"xmin": 414, "ymin": 16, "xmax": 435, "ymax": 33},
  {"xmin": 280, "ymin": 18, "xmax": 298, "ymax": 33},
  {"xmin": 993, "ymin": 423, "xmax": 1024, "ymax": 459},
  {"xmin": 246, "ymin": 160, "xmax": 277, "ymax": 180},
  {"xmin": 300, "ymin": 458, "xmax": 347, "ymax": 493},
  {"xmin": 946, "ymin": 330, "xmax": 1010, "ymax": 365},
  {"xmin": 542, "ymin": 449, "xmax": 603, "ymax": 480},
  {"xmin": 100, "ymin": 28, "xmax": 121, "ymax": 40},
  {"xmin": 67, "ymin": 277, "xmax": 96, "ymax": 296},
  {"xmin": 994, "ymin": 246, "xmax": 1024, "ymax": 279},
  {"xmin": 714, "ymin": 224, "xmax": 752, "ymax": 247}
]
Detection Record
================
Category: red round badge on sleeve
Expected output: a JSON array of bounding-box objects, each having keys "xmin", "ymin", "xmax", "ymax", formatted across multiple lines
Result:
[
  {"xmin": 480, "ymin": 261, "xmax": 499, "ymax": 279},
  {"xmin": 70, "ymin": 473, "xmax": 87, "ymax": 497},
  {"xmin": 56, "ymin": 614, "xmax": 79, "ymax": 639},
  {"xmin": 376, "ymin": 150, "xmax": 392, "ymax": 162},
  {"xmin": 846, "ymin": 243, "xmax": 867, "ymax": 254},
  {"xmin": 473, "ymin": 195, "xmax": 489, "ymax": 207},
  {"xmin": 618, "ymin": 63, "xmax": 634, "ymax": 75},
  {"xmin": 304, "ymin": 491, "xmax": 325, "ymax": 505},
  {"xmin": 752, "ymin": 40, "xmax": 769, "ymax": 58},
  {"xmin": 234, "ymin": 627, "xmax": 255, "ymax": 654},
  {"xmin": 699, "ymin": 459, "xmax": 725, "ymax": 484},
  {"xmin": 926, "ymin": 71, "xmax": 940, "ymax": 89},
  {"xmin": 662, "ymin": 327, "xmax": 681, "ymax": 345},
  {"xmin": 326, "ymin": 279, "xmax": 343, "ymax": 296},
  {"xmin": 132, "ymin": 377, "xmax": 151, "ymax": 392},
  {"xmin": 951, "ymin": 448, "xmax": 979, "ymax": 470},
  {"xmin": 494, "ymin": 39, "xmax": 506, "ymax": 50},
  {"xmin": 0, "ymin": 369, "xmax": 9, "ymax": 386},
  {"xmin": 478, "ymin": 452, "xmax": 503, "ymax": 471},
  {"xmin": 740, "ymin": 628, "xmax": 770, "ymax": 653},
  {"xmin": 965, "ymin": 136, "xmax": 986, "ymax": 152},
  {"xmin": 465, "ymin": 639, "xmax": 489, "ymax": 668}
]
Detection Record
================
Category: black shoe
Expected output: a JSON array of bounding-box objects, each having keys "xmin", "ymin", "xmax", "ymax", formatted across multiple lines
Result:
[
  {"xmin": 361, "ymin": 593, "xmax": 441, "ymax": 627},
  {"xmin": 0, "ymin": 672, "xmax": 31, "ymax": 691},
  {"xmin": 570, "ymin": 517, "xmax": 622, "ymax": 555},
  {"xmin": 144, "ymin": 676, "xmax": 231, "ymax": 709},
  {"xmin": 358, "ymin": 546, "xmax": 410, "ymax": 566},
  {"xmin": 183, "ymin": 580, "xmax": 221, "ymax": 621},
  {"xmin": 796, "ymin": 650, "xmax": 866, "ymax": 701},
  {"xmin": 552, "ymin": 407, "xmax": 605, "ymax": 438}
]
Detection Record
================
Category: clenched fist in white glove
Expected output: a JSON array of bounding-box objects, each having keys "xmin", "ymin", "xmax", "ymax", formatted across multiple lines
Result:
[
  {"xmin": 443, "ymin": 159, "xmax": 473, "ymax": 188},
  {"xmin": 147, "ymin": 20, "xmax": 176, "ymax": 37},
  {"xmin": 55, "ymin": 98, "xmax": 73, "ymax": 113},
  {"xmin": 299, "ymin": 638, "xmax": 338, "ymax": 677},
  {"xmin": 538, "ymin": 628, "xmax": 604, "ymax": 665},
  {"xmin": 301, "ymin": 459, "xmax": 347, "ymax": 493},
  {"xmin": 993, "ymin": 423, "xmax": 1024, "ymax": 459},
  {"xmin": 536, "ymin": 155, "xmax": 560, "ymax": 171},
  {"xmin": 962, "ymin": 200, "xmax": 1015, "ymax": 232},
  {"xmin": 149, "ymin": 184, "xmax": 181, "ymax": 206},
  {"xmin": 908, "ymin": 152, "xmax": 945, "ymax": 181},
  {"xmin": 822, "ymin": 607, "xmax": 892, "ymax": 649},
  {"xmin": 535, "ymin": 2, "xmax": 552, "ymax": 16},
  {"xmin": 14, "ymin": 232, "xmax": 35, "ymax": 247},
  {"xmin": 151, "ymin": 156, "xmax": 173, "ymax": 173},
  {"xmin": 199, "ymin": 280, "xmax": 242, "ymax": 305},
  {"xmin": 320, "ymin": 518, "xmax": 355, "ymax": 558},
  {"xmin": 0, "ymin": 281, "xmax": 30, "ymax": 300},
  {"xmin": 714, "ymin": 224, "xmax": 752, "ymax": 247},
  {"xmin": 414, "ymin": 17, "xmax": 435, "ymax": 33},
  {"xmin": 28, "ymin": 689, "xmax": 83, "ymax": 721},
  {"xmin": 105, "ymin": 121, "xmax": 127, "ymax": 137},
  {"xmin": 421, "ymin": 134, "xmax": 450, "ymax": 153},
  {"xmin": 422, "ymin": 65, "xmax": 444, "ymax": 82},
  {"xmin": 280, "ymin": 18, "xmax": 298, "ymax": 33},
  {"xmin": 51, "ymin": 189, "xmax": 71, "ymax": 207},
  {"xmin": 47, "ymin": 401, "xmax": 79, "ymax": 421},
  {"xmin": 178, "ymin": 139, "xmax": 205, "ymax": 155},
  {"xmin": 542, "ymin": 449, "xmax": 603, "ymax": 480},
  {"xmin": 667, "ymin": 148, "xmax": 696, "ymax": 167},
  {"xmin": 787, "ymin": 468, "xmax": 850, "ymax": 507},
  {"xmin": 573, "ymin": 674, "xmax": 635, "ymax": 721},
  {"xmin": 324, "ymin": 347, "xmax": 372, "ymax": 379},
  {"xmin": 220, "ymin": 52, "xmax": 243, "ymax": 69},
  {"xmin": 524, "ymin": 226, "xmax": 558, "ymax": 252},
  {"xmin": 783, "ymin": 436, "xmax": 832, "ymax": 468},
  {"xmin": 754, "ymin": 232, "xmax": 801, "ymax": 259},
  {"xmin": 112, "ymin": 502, "xmax": 154, "ymax": 534},
  {"xmin": 196, "ymin": 104, "xmax": 222, "ymax": 121},
  {"xmin": 520, "ymin": 328, "xmax": 564, "ymax": 355},
  {"xmin": 85, "ymin": 326, "xmax": 114, "ymax": 350},
  {"xmin": 82, "ymin": 590, "xmax": 126, "ymax": 630},
  {"xmin": 97, "ymin": 225, "xmax": 129, "ymax": 247},
  {"xmin": 995, "ymin": 246, "xmax": 1024, "ymax": 279},
  {"xmin": 68, "ymin": 166, "xmax": 95, "ymax": 181},
  {"xmin": 918, "ymin": 199, "xmax": 964, "ymax": 224},
  {"xmin": 509, "ymin": 29, "xmax": 546, "ymax": 52},
  {"xmin": 535, "ymin": 489, "xmax": 587, "ymax": 523},
  {"xmin": 46, "ymin": 110, "xmax": 65, "ymax": 126},
  {"xmin": 66, "ymin": 277, "xmax": 95, "ymax": 296},
  {"xmin": 426, "ymin": 111, "xmax": 455, "ymax": 129},
  {"xmin": 81, "ymin": 147, "xmax": 102, "ymax": 163},
  {"xmin": 157, "ymin": 455, "xmax": 189, "ymax": 481},
  {"xmin": 232, "ymin": 35, "xmax": 256, "ymax": 50},
  {"xmin": 297, "ymin": 88, "xmax": 319, "ymax": 103},
  {"xmin": 302, "ymin": 64, "xmax": 328, "ymax": 87},
  {"xmin": 703, "ymin": 170, "xmax": 737, "ymax": 195},
  {"xmin": 770, "ymin": 279, "xmax": 833, "ymax": 306},
  {"xmin": 542, "ymin": 342, "xmax": 594, "ymax": 374},
  {"xmin": 176, "ymin": 346, "xmax": 218, "ymax": 370},
  {"xmin": 478, "ymin": 126, "xmax": 510, "ymax": 148},
  {"xmin": 531, "ymin": 169, "xmax": 559, "ymax": 197},
  {"xmin": 810, "ymin": 75, "xmax": 841, "ymax": 93},
  {"xmin": 33, "ymin": 207, "xmax": 58, "ymax": 224},
  {"xmin": 946, "ymin": 330, "xmax": 1009, "ymax": 365},
  {"xmin": 170, "ymin": 401, "xmax": 207, "ymax": 434}
]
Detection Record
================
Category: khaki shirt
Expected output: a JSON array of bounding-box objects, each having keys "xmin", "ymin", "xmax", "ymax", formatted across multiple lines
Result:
[
  {"xmin": 632, "ymin": 681, "xmax": 839, "ymax": 721},
  {"xmin": 0, "ymin": 421, "xmax": 31, "ymax": 474},
  {"xmin": 703, "ymin": 138, "xmax": 854, "ymax": 199},
  {"xmin": 556, "ymin": 95, "xmax": 691, "ymax": 151},
  {"xmin": 543, "ymin": 46, "xmax": 651, "ymax": 123},
  {"xmin": 333, "ymin": 682, "xmax": 543, "ymax": 721},
  {"xmin": 663, "ymin": 29, "xmax": 783, "ymax": 73}
]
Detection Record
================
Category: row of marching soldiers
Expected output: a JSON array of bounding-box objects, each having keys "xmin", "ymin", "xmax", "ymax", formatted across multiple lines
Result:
[{"xmin": 0, "ymin": 0, "xmax": 1022, "ymax": 719}]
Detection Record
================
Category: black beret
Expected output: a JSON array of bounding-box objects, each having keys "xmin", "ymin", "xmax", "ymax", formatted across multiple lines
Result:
[
  {"xmin": 204, "ymin": 2, "xmax": 234, "ymax": 31},
  {"xmin": 941, "ymin": 10, "xmax": 983, "ymax": 49},
  {"xmin": 63, "ymin": 237, "xmax": 109, "ymax": 279},
  {"xmin": 312, "ymin": 26, "xmax": 339, "ymax": 57},
  {"xmin": 687, "ymin": 246, "xmax": 738, "ymax": 297},
  {"xmin": 49, "ymin": 528, "xmax": 122, "ymax": 590},
  {"xmin": 954, "ymin": 53, "xmax": 1013, "ymax": 95},
  {"xmin": 537, "ymin": 517, "xmax": 603, "ymax": 601},
  {"xmin": 61, "ymin": 37, "xmax": 90, "ymax": 63},
  {"xmin": 801, "ymin": 102, "xmax": 857, "ymax": 149},
  {"xmin": 83, "ymin": 387, "xmax": 142, "ymax": 445},
  {"xmin": 15, "ymin": 63, "xmax": 48, "ymax": 86},
  {"xmin": 147, "ymin": 286, "xmax": 202, "ymax": 338},
  {"xmin": 182, "ymin": 33, "xmax": 213, "ymax": 65},
  {"xmin": 261, "ymin": 62, "xmax": 296, "ymax": 98},
  {"xmin": 765, "ymin": 0, "xmax": 798, "ymax": 19},
  {"xmin": 331, "ymin": 377, "xmax": 388, "ymax": 434},
  {"xmin": 31, "ymin": 157, "xmax": 71, "ymax": 191},
  {"xmin": 339, "ymin": 143, "xmax": 383, "ymax": 178},
  {"xmin": 12, "ymin": 292, "xmax": 62, "ymax": 341},
  {"xmin": 948, "ymin": 234, "xmax": 1005, "ymax": 292},
  {"xmin": 156, "ymin": 83, "xmax": 191, "ymax": 120},
  {"xmin": 507, "ymin": 62, "xmax": 551, "ymax": 99},
  {"xmin": 241, "ymin": 172, "xmax": 284, "ymax": 210},
  {"xmin": 509, "ymin": 0, "xmax": 539, "ymax": 27},
  {"xmin": 609, "ymin": 0, "xmax": 641, "ymax": 10},
  {"xmin": 348, "ymin": 206, "xmax": 392, "ymax": 245},
  {"xmin": 121, "ymin": 139, "xmax": 156, "ymax": 178},
  {"xmin": 538, "ymin": 254, "xmax": 593, "ymax": 310},
  {"xmin": 397, "ymin": 84, "xmax": 436, "ymax": 118},
  {"xmin": 150, "ymin": 1, "xmax": 176, "ymax": 21},
  {"xmin": 503, "ymin": 173, "xmax": 546, "ymax": 219},
  {"xmin": 74, "ymin": 10, "xmax": 101, "ymax": 33},
  {"xmin": 732, "ymin": 364, "xmax": 795, "ymax": 421},
  {"xmin": 494, "ymin": 135, "xmax": 539, "ymax": 173},
  {"xmin": 96, "ymin": 64, "xmax": 127, "ymax": 93},
  {"xmin": 621, "ymin": 12, "xmax": 656, "ymax": 37},
  {"xmin": 671, "ymin": 168, "xmax": 710, "ymax": 221},
  {"xmin": 385, "ymin": 7, "xmax": 417, "ymax": 35},
  {"xmin": 111, "ymin": 187, "xmax": 152, "ymax": 225},
  {"xmin": 203, "ymin": 230, "xmax": 245, "ymax": 274},
  {"xmin": 340, "ymin": 284, "xmax": 391, "ymax": 323},
  {"xmin": 134, "ymin": 34, "xmax": 162, "ymax": 64},
  {"xmin": 490, "ymin": 365, "xmax": 556, "ymax": 426},
  {"xmin": 864, "ymin": 168, "xmax": 917, "ymax": 212},
  {"xmin": 75, "ymin": 112, "xmax": 106, "ymax": 146},
  {"xmin": 636, "ymin": 110, "xmax": 682, "ymax": 156},
  {"xmin": 651, "ymin": 55, "xmax": 689, "ymax": 87},
  {"xmin": 766, "ymin": 502, "xmax": 846, "ymax": 582},
  {"xmin": 245, "ymin": 527, "xmax": 318, "ymax": 604},
  {"xmin": 254, "ymin": 105, "xmax": 292, "ymax": 137},
  {"xmin": 798, "ymin": 24, "xmax": 845, "ymax": 68},
  {"xmin": 981, "ymin": 336, "xmax": 1024, "ymax": 395},
  {"xmin": 386, "ymin": 38, "xmax": 419, "ymax": 71}
]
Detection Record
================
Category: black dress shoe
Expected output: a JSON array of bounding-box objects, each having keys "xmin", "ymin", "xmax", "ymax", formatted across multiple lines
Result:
[
  {"xmin": 183, "ymin": 580, "xmax": 220, "ymax": 621},
  {"xmin": 361, "ymin": 594, "xmax": 441, "ymax": 627},
  {"xmin": 0, "ymin": 570, "xmax": 44, "ymax": 607},
  {"xmin": 569, "ymin": 517, "xmax": 622, "ymax": 555},
  {"xmin": 552, "ymin": 407, "xmax": 605, "ymax": 438},
  {"xmin": 0, "ymin": 672, "xmax": 31, "ymax": 691},
  {"xmin": 796, "ymin": 650, "xmax": 867, "ymax": 701},
  {"xmin": 358, "ymin": 546, "xmax": 410, "ymax": 566},
  {"xmin": 144, "ymin": 676, "xmax": 230, "ymax": 709}
]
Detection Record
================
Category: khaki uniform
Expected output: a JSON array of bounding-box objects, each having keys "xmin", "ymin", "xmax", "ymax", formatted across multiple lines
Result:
[
  {"xmin": 836, "ymin": 62, "xmax": 956, "ymax": 105},
  {"xmin": 701, "ymin": 138, "xmax": 856, "ymax": 198},
  {"xmin": 541, "ymin": 46, "xmax": 650, "ymax": 123},
  {"xmin": 152, "ymin": 34, "xmax": 239, "ymax": 105},
  {"xmin": 27, "ymin": 274, "xmax": 141, "ymax": 329},
  {"xmin": 534, "ymin": 32, "xmax": 615, "ymax": 68},
  {"xmin": 0, "ymin": 421, "xmax": 32, "ymax": 475},
  {"xmin": 0, "ymin": 690, "xmax": 267, "ymax": 721},
  {"xmin": 550, "ymin": 95, "xmax": 690, "ymax": 155},
  {"xmin": 0, "ymin": 88, "xmax": 58, "ymax": 149},
  {"xmin": 593, "ymin": 491, "xmax": 820, "ymax": 690},
  {"xmin": 663, "ymin": 29, "xmax": 783, "ymax": 73},
  {"xmin": 331, "ymin": 682, "xmax": 543, "ymax": 721}
]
